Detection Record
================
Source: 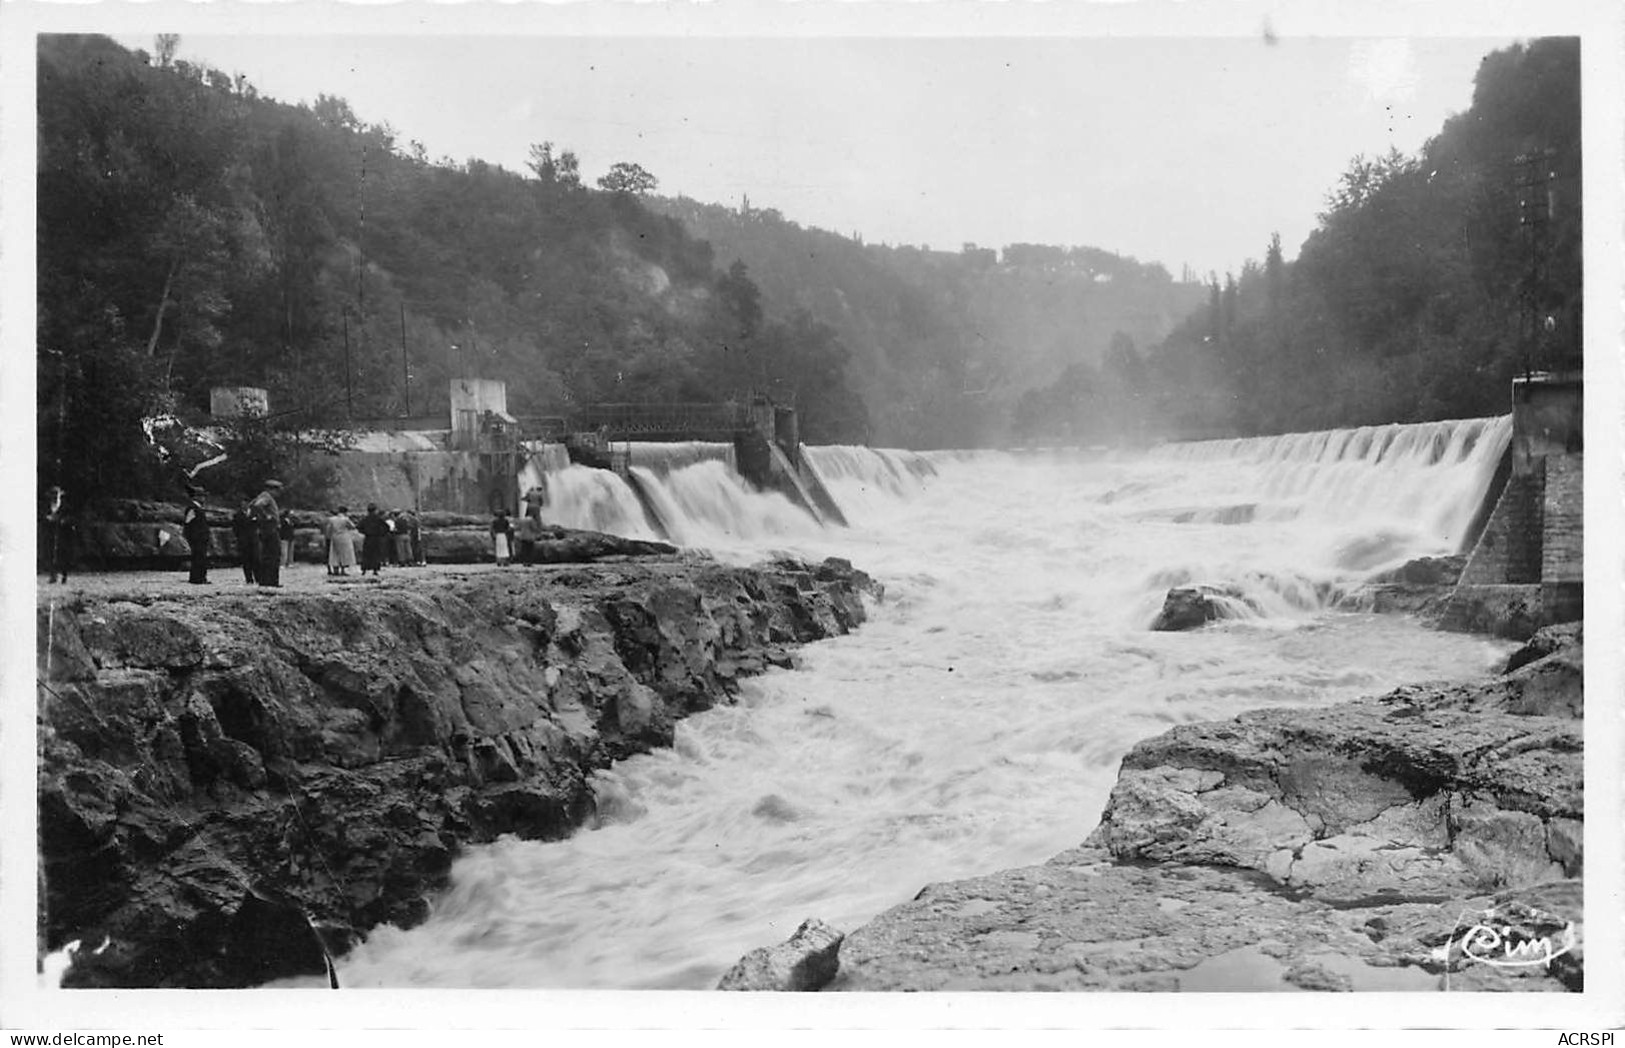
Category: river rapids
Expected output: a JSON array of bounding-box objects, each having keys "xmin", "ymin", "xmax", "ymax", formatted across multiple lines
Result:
[{"xmin": 287, "ymin": 416, "xmax": 1518, "ymax": 989}]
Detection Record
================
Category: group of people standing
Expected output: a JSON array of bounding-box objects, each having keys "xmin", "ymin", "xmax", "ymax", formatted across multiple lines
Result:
[
  {"xmin": 324, "ymin": 504, "xmax": 424, "ymax": 575},
  {"xmin": 47, "ymin": 480, "xmax": 549, "ymax": 586},
  {"xmin": 489, "ymin": 502, "xmax": 549, "ymax": 566},
  {"xmin": 196, "ymin": 484, "xmax": 426, "ymax": 586},
  {"xmin": 216, "ymin": 479, "xmax": 288, "ymax": 587}
]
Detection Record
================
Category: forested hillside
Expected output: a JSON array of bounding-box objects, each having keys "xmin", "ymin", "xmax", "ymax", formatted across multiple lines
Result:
[
  {"xmin": 651, "ymin": 198, "xmax": 1207, "ymax": 447},
  {"xmin": 36, "ymin": 34, "xmax": 868, "ymax": 499},
  {"xmin": 1013, "ymin": 37, "xmax": 1582, "ymax": 444}
]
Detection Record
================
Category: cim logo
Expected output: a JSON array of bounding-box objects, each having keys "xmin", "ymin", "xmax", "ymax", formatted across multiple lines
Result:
[{"xmin": 1433, "ymin": 901, "xmax": 1578, "ymax": 975}]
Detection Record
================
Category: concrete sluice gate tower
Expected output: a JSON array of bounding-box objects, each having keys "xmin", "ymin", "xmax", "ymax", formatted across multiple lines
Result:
[
  {"xmin": 1442, "ymin": 370, "xmax": 1582, "ymax": 637},
  {"xmin": 326, "ymin": 379, "xmax": 528, "ymax": 516}
]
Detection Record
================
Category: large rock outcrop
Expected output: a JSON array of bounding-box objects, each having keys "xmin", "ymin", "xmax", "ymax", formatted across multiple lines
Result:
[
  {"xmin": 37, "ymin": 554, "xmax": 877, "ymax": 987},
  {"xmin": 830, "ymin": 625, "xmax": 1582, "ymax": 992}
]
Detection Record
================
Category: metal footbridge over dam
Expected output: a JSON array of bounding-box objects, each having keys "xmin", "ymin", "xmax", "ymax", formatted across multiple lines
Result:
[{"xmin": 546, "ymin": 402, "xmax": 756, "ymax": 441}]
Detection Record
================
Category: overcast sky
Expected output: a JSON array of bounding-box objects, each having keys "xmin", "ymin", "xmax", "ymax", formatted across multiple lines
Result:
[{"xmin": 104, "ymin": 31, "xmax": 1519, "ymax": 279}]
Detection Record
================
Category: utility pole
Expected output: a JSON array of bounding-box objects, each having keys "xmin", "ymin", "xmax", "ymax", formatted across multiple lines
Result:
[
  {"xmin": 1512, "ymin": 147, "xmax": 1557, "ymax": 377},
  {"xmin": 342, "ymin": 310, "xmax": 354, "ymax": 421},
  {"xmin": 400, "ymin": 303, "xmax": 411, "ymax": 416}
]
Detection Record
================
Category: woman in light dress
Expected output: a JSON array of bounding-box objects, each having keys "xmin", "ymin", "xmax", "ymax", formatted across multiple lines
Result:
[
  {"xmin": 490, "ymin": 508, "xmax": 513, "ymax": 566},
  {"xmin": 325, "ymin": 506, "xmax": 358, "ymax": 575}
]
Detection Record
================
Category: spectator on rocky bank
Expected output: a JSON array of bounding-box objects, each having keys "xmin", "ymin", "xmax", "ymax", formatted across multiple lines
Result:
[
  {"xmin": 326, "ymin": 506, "xmax": 358, "ymax": 575},
  {"xmin": 515, "ymin": 506, "xmax": 544, "ymax": 565},
  {"xmin": 279, "ymin": 510, "xmax": 296, "ymax": 568},
  {"xmin": 183, "ymin": 484, "xmax": 211, "ymax": 585},
  {"xmin": 41, "ymin": 485, "xmax": 76, "ymax": 584},
  {"xmin": 407, "ymin": 510, "xmax": 424, "ymax": 566},
  {"xmin": 231, "ymin": 501, "xmax": 258, "ymax": 584},
  {"xmin": 383, "ymin": 511, "xmax": 399, "ymax": 566},
  {"xmin": 248, "ymin": 479, "xmax": 284, "ymax": 588},
  {"xmin": 358, "ymin": 504, "xmax": 389, "ymax": 576},
  {"xmin": 391, "ymin": 510, "xmax": 413, "ymax": 566},
  {"xmin": 491, "ymin": 509, "xmax": 513, "ymax": 566}
]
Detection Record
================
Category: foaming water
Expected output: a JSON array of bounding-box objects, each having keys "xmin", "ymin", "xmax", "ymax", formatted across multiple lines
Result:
[
  {"xmin": 295, "ymin": 418, "xmax": 1516, "ymax": 990},
  {"xmin": 626, "ymin": 440, "xmax": 737, "ymax": 474},
  {"xmin": 634, "ymin": 460, "xmax": 822, "ymax": 550},
  {"xmin": 543, "ymin": 465, "xmax": 661, "ymax": 539}
]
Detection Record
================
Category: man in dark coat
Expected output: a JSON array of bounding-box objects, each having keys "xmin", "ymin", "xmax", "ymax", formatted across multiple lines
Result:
[
  {"xmin": 407, "ymin": 510, "xmax": 424, "ymax": 566},
  {"xmin": 358, "ymin": 503, "xmax": 389, "ymax": 575},
  {"xmin": 278, "ymin": 510, "xmax": 296, "ymax": 568},
  {"xmin": 41, "ymin": 486, "xmax": 75, "ymax": 584},
  {"xmin": 183, "ymin": 484, "xmax": 211, "ymax": 585},
  {"xmin": 248, "ymin": 479, "xmax": 284, "ymax": 587},
  {"xmin": 515, "ymin": 506, "xmax": 544, "ymax": 565},
  {"xmin": 231, "ymin": 502, "xmax": 258, "ymax": 584}
]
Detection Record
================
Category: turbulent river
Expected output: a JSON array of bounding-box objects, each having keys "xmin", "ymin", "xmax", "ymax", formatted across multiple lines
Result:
[{"xmin": 310, "ymin": 416, "xmax": 1518, "ymax": 990}]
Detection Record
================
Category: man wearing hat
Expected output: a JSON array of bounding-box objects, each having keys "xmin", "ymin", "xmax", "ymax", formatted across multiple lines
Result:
[
  {"xmin": 248, "ymin": 479, "xmax": 284, "ymax": 587},
  {"xmin": 183, "ymin": 484, "xmax": 212, "ymax": 585}
]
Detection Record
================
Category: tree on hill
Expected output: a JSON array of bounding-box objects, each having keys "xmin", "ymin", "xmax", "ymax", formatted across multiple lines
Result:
[{"xmin": 597, "ymin": 162, "xmax": 658, "ymax": 195}]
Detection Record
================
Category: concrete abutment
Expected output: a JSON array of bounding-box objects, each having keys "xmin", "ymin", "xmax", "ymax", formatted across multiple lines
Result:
[{"xmin": 1444, "ymin": 372, "xmax": 1582, "ymax": 639}]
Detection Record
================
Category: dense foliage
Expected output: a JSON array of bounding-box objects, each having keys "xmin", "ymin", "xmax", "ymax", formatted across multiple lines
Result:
[
  {"xmin": 36, "ymin": 35, "xmax": 872, "ymax": 500},
  {"xmin": 1014, "ymin": 37, "xmax": 1582, "ymax": 443}
]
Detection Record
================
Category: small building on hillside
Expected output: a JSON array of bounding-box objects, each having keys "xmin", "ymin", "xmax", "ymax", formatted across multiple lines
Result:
[{"xmin": 210, "ymin": 386, "xmax": 269, "ymax": 418}]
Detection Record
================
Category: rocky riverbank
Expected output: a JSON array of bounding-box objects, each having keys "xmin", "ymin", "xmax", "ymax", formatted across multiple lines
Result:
[
  {"xmin": 818, "ymin": 622, "xmax": 1582, "ymax": 992},
  {"xmin": 36, "ymin": 551, "xmax": 878, "ymax": 987}
]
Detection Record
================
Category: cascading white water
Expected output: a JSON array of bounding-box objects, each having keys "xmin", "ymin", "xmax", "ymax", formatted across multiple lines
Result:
[
  {"xmin": 295, "ymin": 417, "xmax": 1517, "ymax": 990},
  {"xmin": 542, "ymin": 465, "xmax": 662, "ymax": 539},
  {"xmin": 628, "ymin": 461, "xmax": 820, "ymax": 549},
  {"xmin": 626, "ymin": 440, "xmax": 737, "ymax": 474},
  {"xmin": 799, "ymin": 445, "xmax": 936, "ymax": 525},
  {"xmin": 1143, "ymin": 416, "xmax": 1510, "ymax": 553}
]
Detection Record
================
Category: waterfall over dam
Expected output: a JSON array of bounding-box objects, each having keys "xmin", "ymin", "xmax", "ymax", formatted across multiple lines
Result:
[{"xmin": 540, "ymin": 415, "xmax": 1511, "ymax": 606}]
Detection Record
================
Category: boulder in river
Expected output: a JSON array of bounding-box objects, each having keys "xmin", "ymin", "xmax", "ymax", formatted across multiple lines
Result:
[{"xmin": 1150, "ymin": 585, "xmax": 1252, "ymax": 631}]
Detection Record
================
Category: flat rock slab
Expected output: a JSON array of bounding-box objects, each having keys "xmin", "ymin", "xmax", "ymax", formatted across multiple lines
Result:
[{"xmin": 832, "ymin": 847, "xmax": 1580, "ymax": 993}]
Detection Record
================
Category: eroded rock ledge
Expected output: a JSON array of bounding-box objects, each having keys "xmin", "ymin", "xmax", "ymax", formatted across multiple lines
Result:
[
  {"xmin": 37, "ymin": 554, "xmax": 877, "ymax": 987},
  {"xmin": 829, "ymin": 624, "xmax": 1582, "ymax": 992}
]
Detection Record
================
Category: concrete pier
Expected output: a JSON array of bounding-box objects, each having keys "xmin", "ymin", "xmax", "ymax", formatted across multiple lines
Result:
[
  {"xmin": 1443, "ymin": 371, "xmax": 1582, "ymax": 638},
  {"xmin": 732, "ymin": 395, "xmax": 849, "ymax": 527}
]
